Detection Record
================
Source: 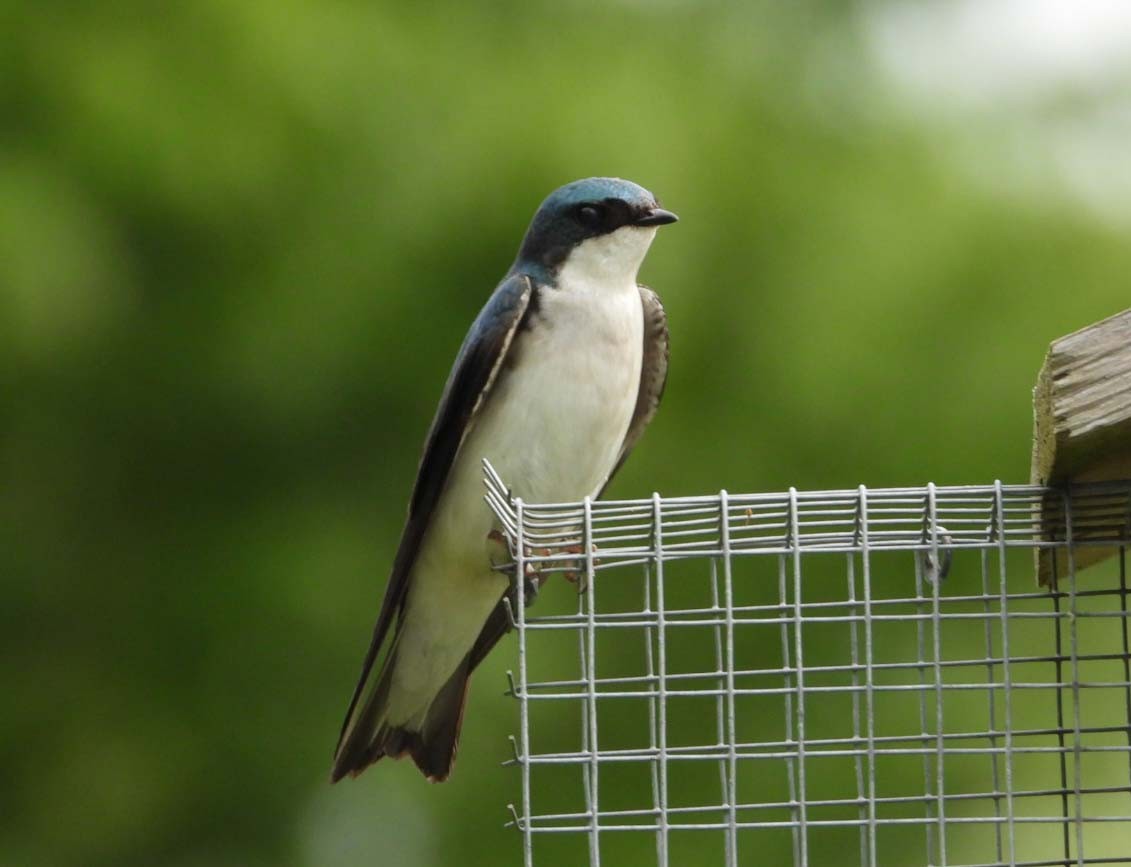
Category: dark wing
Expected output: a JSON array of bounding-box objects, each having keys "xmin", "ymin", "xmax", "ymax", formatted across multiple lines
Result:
[
  {"xmin": 468, "ymin": 284, "xmax": 669, "ymax": 672},
  {"xmin": 335, "ymin": 273, "xmax": 535, "ymax": 752},
  {"xmin": 600, "ymin": 285, "xmax": 670, "ymax": 494}
]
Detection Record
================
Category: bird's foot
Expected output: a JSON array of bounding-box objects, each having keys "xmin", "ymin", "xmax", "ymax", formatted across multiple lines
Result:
[
  {"xmin": 520, "ymin": 546, "xmax": 554, "ymax": 606},
  {"xmin": 919, "ymin": 525, "xmax": 954, "ymax": 585},
  {"xmin": 508, "ymin": 565, "xmax": 542, "ymax": 613},
  {"xmin": 515, "ymin": 540, "xmax": 596, "ymax": 605},
  {"xmin": 487, "ymin": 528, "xmax": 508, "ymax": 547},
  {"xmin": 486, "ymin": 527, "xmax": 513, "ymax": 570},
  {"xmin": 562, "ymin": 543, "xmax": 600, "ymax": 593}
]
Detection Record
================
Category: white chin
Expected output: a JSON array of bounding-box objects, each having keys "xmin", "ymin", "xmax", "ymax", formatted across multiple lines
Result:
[{"xmin": 562, "ymin": 226, "xmax": 657, "ymax": 286}]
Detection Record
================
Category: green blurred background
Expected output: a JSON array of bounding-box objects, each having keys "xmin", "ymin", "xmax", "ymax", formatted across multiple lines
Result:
[{"xmin": 4, "ymin": 1, "xmax": 1130, "ymax": 865}]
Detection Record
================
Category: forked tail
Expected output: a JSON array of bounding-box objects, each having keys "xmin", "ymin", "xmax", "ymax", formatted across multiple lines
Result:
[{"xmin": 331, "ymin": 646, "xmax": 472, "ymax": 783}]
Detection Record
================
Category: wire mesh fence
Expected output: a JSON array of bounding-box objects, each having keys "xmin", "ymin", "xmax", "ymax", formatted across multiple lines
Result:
[{"xmin": 484, "ymin": 465, "xmax": 1131, "ymax": 867}]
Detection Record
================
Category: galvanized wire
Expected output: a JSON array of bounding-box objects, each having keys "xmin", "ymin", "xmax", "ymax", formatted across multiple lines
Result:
[{"xmin": 486, "ymin": 465, "xmax": 1131, "ymax": 867}]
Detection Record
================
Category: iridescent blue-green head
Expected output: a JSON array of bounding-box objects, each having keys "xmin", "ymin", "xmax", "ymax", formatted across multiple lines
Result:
[{"xmin": 513, "ymin": 177, "xmax": 677, "ymax": 281}]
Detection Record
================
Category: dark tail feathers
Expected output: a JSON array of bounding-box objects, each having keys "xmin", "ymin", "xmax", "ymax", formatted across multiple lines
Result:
[{"xmin": 331, "ymin": 652, "xmax": 472, "ymax": 783}]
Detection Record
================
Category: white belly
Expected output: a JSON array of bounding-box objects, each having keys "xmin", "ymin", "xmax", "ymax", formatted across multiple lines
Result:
[{"xmin": 386, "ymin": 279, "xmax": 644, "ymax": 725}]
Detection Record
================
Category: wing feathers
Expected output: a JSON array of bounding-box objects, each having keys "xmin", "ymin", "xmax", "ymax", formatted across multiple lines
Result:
[
  {"xmin": 332, "ymin": 275, "xmax": 535, "ymax": 775},
  {"xmin": 602, "ymin": 285, "xmax": 669, "ymax": 493}
]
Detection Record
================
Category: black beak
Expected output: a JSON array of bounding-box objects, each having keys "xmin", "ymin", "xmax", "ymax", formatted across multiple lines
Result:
[{"xmin": 633, "ymin": 207, "xmax": 679, "ymax": 227}]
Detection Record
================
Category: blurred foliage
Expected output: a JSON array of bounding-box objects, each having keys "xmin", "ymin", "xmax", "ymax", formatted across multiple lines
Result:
[{"xmin": 2, "ymin": 2, "xmax": 1129, "ymax": 866}]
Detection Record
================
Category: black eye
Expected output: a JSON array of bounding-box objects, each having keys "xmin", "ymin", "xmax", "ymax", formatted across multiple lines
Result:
[{"xmin": 577, "ymin": 204, "xmax": 603, "ymax": 227}]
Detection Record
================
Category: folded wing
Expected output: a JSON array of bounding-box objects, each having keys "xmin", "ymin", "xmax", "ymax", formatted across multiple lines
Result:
[{"xmin": 332, "ymin": 274, "xmax": 536, "ymax": 781}]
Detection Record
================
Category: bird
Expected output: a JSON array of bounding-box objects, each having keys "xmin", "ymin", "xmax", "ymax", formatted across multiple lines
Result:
[{"xmin": 331, "ymin": 177, "xmax": 677, "ymax": 783}]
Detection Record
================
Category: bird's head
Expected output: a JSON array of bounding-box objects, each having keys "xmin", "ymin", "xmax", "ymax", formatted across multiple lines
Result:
[{"xmin": 514, "ymin": 177, "xmax": 677, "ymax": 285}]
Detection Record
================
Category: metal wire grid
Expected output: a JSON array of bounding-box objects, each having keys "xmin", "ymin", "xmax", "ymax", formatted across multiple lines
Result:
[{"xmin": 483, "ymin": 466, "xmax": 1131, "ymax": 867}]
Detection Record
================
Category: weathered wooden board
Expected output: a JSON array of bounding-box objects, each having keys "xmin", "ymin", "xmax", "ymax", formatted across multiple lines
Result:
[{"xmin": 1032, "ymin": 308, "xmax": 1131, "ymax": 586}]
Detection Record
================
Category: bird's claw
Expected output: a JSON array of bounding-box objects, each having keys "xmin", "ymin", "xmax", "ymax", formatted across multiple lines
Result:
[
  {"xmin": 522, "ymin": 573, "xmax": 540, "ymax": 607},
  {"xmin": 508, "ymin": 568, "xmax": 541, "ymax": 612},
  {"xmin": 562, "ymin": 543, "xmax": 599, "ymax": 593},
  {"xmin": 494, "ymin": 536, "xmax": 600, "ymax": 603},
  {"xmin": 919, "ymin": 525, "xmax": 954, "ymax": 585},
  {"xmin": 487, "ymin": 527, "xmax": 513, "ymax": 570}
]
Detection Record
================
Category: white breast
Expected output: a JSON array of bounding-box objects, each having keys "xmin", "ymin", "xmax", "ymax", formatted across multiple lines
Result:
[{"xmin": 475, "ymin": 276, "xmax": 643, "ymax": 504}]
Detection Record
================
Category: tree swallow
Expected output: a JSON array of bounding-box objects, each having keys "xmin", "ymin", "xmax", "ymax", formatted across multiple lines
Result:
[{"xmin": 331, "ymin": 177, "xmax": 677, "ymax": 783}]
